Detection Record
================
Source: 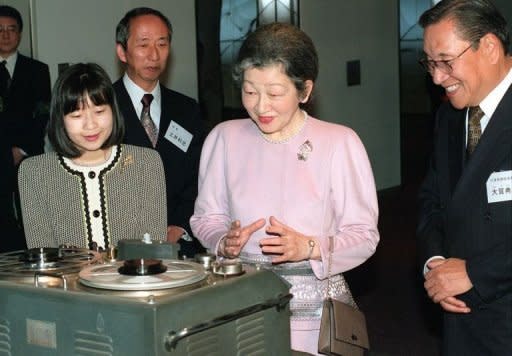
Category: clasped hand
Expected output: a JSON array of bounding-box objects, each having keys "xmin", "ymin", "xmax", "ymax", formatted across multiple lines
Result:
[
  {"xmin": 424, "ymin": 258, "xmax": 473, "ymax": 313},
  {"xmin": 221, "ymin": 216, "xmax": 315, "ymax": 263}
]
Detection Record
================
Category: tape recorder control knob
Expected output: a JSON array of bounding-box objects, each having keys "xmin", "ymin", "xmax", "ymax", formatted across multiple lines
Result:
[{"xmin": 142, "ymin": 233, "xmax": 152, "ymax": 244}]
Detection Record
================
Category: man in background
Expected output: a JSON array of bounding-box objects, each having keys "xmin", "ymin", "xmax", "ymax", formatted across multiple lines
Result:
[
  {"xmin": 0, "ymin": 5, "xmax": 51, "ymax": 251},
  {"xmin": 417, "ymin": 0, "xmax": 512, "ymax": 353},
  {"xmin": 114, "ymin": 7, "xmax": 205, "ymax": 258},
  {"xmin": 0, "ymin": 129, "xmax": 22, "ymax": 252},
  {"xmin": 0, "ymin": 5, "xmax": 51, "ymax": 163}
]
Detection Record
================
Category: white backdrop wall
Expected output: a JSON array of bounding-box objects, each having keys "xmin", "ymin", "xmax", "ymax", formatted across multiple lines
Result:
[
  {"xmin": 4, "ymin": 0, "xmax": 402, "ymax": 190},
  {"xmin": 300, "ymin": 0, "xmax": 401, "ymax": 190},
  {"xmin": 4, "ymin": 0, "xmax": 198, "ymax": 99}
]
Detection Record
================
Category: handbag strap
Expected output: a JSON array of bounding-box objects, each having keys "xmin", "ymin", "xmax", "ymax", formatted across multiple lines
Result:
[
  {"xmin": 326, "ymin": 235, "xmax": 358, "ymax": 308},
  {"xmin": 327, "ymin": 235, "xmax": 334, "ymax": 298}
]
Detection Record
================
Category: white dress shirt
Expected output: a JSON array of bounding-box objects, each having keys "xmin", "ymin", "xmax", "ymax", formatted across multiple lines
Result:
[{"xmin": 122, "ymin": 73, "xmax": 162, "ymax": 130}]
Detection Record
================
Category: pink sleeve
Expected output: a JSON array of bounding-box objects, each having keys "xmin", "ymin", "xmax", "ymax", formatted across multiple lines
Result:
[
  {"xmin": 311, "ymin": 129, "xmax": 379, "ymax": 278},
  {"xmin": 190, "ymin": 126, "xmax": 231, "ymax": 251}
]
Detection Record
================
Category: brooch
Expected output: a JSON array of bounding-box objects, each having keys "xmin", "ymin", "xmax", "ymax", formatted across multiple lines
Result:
[
  {"xmin": 121, "ymin": 154, "xmax": 133, "ymax": 172},
  {"xmin": 297, "ymin": 140, "xmax": 313, "ymax": 161}
]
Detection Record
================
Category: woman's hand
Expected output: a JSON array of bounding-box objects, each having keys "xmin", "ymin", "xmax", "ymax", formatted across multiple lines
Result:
[
  {"xmin": 166, "ymin": 225, "xmax": 185, "ymax": 243},
  {"xmin": 221, "ymin": 218, "xmax": 265, "ymax": 258},
  {"xmin": 260, "ymin": 216, "xmax": 318, "ymax": 263}
]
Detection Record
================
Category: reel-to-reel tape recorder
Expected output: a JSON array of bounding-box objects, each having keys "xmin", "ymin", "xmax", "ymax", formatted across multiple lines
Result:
[{"xmin": 0, "ymin": 246, "xmax": 292, "ymax": 355}]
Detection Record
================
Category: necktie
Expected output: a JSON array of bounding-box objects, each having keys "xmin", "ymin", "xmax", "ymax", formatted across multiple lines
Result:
[
  {"xmin": 141, "ymin": 94, "xmax": 158, "ymax": 147},
  {"xmin": 467, "ymin": 106, "xmax": 484, "ymax": 156},
  {"xmin": 0, "ymin": 60, "xmax": 11, "ymax": 100}
]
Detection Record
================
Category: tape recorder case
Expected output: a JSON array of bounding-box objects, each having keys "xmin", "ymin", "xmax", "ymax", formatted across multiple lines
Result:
[{"xmin": 0, "ymin": 246, "xmax": 293, "ymax": 355}]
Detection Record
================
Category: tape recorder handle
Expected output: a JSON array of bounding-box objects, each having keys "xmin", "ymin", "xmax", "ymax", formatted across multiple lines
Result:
[
  {"xmin": 34, "ymin": 272, "xmax": 68, "ymax": 290},
  {"xmin": 164, "ymin": 293, "xmax": 293, "ymax": 351}
]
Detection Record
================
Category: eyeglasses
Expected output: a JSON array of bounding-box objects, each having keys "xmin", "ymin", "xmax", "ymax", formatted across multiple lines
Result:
[
  {"xmin": 0, "ymin": 25, "xmax": 19, "ymax": 35},
  {"xmin": 419, "ymin": 44, "xmax": 473, "ymax": 75}
]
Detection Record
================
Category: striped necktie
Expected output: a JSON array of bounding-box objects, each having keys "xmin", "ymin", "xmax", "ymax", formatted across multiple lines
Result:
[
  {"xmin": 141, "ymin": 94, "xmax": 158, "ymax": 147},
  {"xmin": 0, "ymin": 60, "xmax": 11, "ymax": 100},
  {"xmin": 467, "ymin": 106, "xmax": 484, "ymax": 156}
]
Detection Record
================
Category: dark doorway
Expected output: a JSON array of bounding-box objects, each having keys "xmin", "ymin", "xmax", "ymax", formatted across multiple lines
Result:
[{"xmin": 195, "ymin": 0, "xmax": 299, "ymax": 131}]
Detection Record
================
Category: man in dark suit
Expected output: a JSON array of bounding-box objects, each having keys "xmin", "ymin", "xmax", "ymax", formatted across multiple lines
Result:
[
  {"xmin": 417, "ymin": 0, "xmax": 512, "ymax": 354},
  {"xmin": 0, "ymin": 5, "xmax": 50, "ymax": 252},
  {"xmin": 0, "ymin": 5, "xmax": 51, "ymax": 162},
  {"xmin": 114, "ymin": 7, "xmax": 205, "ymax": 258},
  {"xmin": 0, "ymin": 128, "xmax": 24, "ymax": 252}
]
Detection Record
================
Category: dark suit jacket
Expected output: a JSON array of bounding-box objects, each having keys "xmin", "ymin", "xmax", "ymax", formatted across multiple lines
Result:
[
  {"xmin": 0, "ymin": 129, "xmax": 25, "ymax": 252},
  {"xmin": 114, "ymin": 79, "xmax": 206, "ymax": 257},
  {"xmin": 2, "ymin": 53, "xmax": 51, "ymax": 155},
  {"xmin": 417, "ymin": 86, "xmax": 512, "ymax": 354},
  {"xmin": 0, "ymin": 54, "xmax": 49, "ymax": 252}
]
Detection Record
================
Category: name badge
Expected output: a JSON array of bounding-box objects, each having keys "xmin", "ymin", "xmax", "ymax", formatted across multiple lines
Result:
[
  {"xmin": 486, "ymin": 170, "xmax": 512, "ymax": 203},
  {"xmin": 164, "ymin": 121, "xmax": 193, "ymax": 152}
]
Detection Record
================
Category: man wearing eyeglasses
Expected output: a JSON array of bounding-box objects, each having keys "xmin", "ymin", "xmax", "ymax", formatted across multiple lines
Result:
[
  {"xmin": 0, "ymin": 5, "xmax": 50, "ymax": 252},
  {"xmin": 417, "ymin": 0, "xmax": 512, "ymax": 354}
]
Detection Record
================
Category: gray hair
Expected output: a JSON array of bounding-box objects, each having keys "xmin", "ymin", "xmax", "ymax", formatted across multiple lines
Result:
[
  {"xmin": 232, "ymin": 22, "xmax": 318, "ymax": 99},
  {"xmin": 419, "ymin": 0, "xmax": 510, "ymax": 54},
  {"xmin": 116, "ymin": 7, "xmax": 173, "ymax": 50}
]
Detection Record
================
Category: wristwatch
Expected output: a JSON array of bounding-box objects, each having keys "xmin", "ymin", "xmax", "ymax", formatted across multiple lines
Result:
[
  {"xmin": 180, "ymin": 230, "xmax": 193, "ymax": 242},
  {"xmin": 306, "ymin": 239, "xmax": 315, "ymax": 260}
]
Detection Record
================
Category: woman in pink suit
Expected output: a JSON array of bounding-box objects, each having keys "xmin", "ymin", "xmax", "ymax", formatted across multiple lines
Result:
[{"xmin": 190, "ymin": 23, "xmax": 379, "ymax": 355}]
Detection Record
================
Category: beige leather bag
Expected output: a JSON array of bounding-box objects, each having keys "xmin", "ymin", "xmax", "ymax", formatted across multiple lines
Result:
[{"xmin": 318, "ymin": 236, "xmax": 370, "ymax": 356}]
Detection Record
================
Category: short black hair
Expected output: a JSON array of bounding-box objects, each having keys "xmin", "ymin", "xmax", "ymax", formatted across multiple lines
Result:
[
  {"xmin": 48, "ymin": 63, "xmax": 125, "ymax": 158},
  {"xmin": 232, "ymin": 22, "xmax": 318, "ymax": 100},
  {"xmin": 0, "ymin": 5, "xmax": 23, "ymax": 32},
  {"xmin": 419, "ymin": 0, "xmax": 510, "ymax": 54},
  {"xmin": 116, "ymin": 7, "xmax": 173, "ymax": 50}
]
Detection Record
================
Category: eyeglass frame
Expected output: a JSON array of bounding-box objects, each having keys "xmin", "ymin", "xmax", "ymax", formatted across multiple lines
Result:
[
  {"xmin": 0, "ymin": 25, "xmax": 19, "ymax": 35},
  {"xmin": 419, "ymin": 43, "xmax": 475, "ymax": 75}
]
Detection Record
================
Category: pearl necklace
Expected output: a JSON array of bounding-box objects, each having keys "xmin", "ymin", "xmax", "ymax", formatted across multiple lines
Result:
[
  {"xmin": 260, "ymin": 110, "xmax": 308, "ymax": 144},
  {"xmin": 71, "ymin": 147, "xmax": 113, "ymax": 167}
]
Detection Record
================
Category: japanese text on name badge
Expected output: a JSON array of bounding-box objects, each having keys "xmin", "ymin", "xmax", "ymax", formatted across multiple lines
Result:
[
  {"xmin": 486, "ymin": 170, "xmax": 512, "ymax": 203},
  {"xmin": 164, "ymin": 120, "xmax": 193, "ymax": 152}
]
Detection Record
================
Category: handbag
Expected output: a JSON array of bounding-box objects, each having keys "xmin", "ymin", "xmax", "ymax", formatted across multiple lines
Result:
[{"xmin": 318, "ymin": 236, "xmax": 370, "ymax": 356}]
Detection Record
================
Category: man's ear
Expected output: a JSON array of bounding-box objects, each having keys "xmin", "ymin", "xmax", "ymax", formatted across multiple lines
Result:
[
  {"xmin": 480, "ymin": 33, "xmax": 501, "ymax": 64},
  {"xmin": 116, "ymin": 43, "xmax": 127, "ymax": 63}
]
